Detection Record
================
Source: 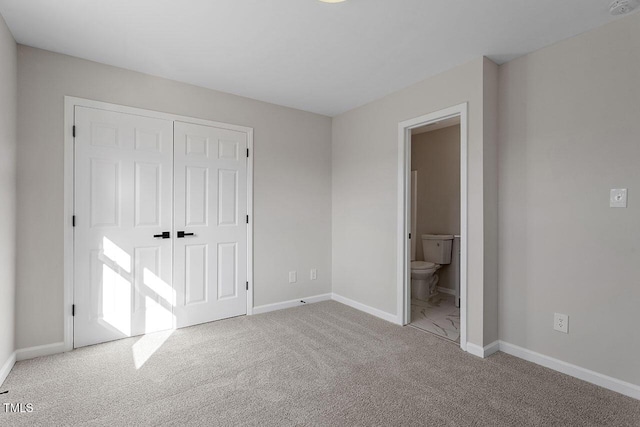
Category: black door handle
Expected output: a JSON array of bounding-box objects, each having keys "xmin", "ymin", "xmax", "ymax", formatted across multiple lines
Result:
[
  {"xmin": 153, "ymin": 231, "xmax": 170, "ymax": 239},
  {"xmin": 177, "ymin": 231, "xmax": 195, "ymax": 238}
]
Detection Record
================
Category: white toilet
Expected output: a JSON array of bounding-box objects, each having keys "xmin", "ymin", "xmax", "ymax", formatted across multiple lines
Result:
[{"xmin": 411, "ymin": 234, "xmax": 454, "ymax": 300}]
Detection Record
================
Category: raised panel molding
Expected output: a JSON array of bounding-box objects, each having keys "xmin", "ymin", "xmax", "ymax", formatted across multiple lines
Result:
[
  {"xmin": 217, "ymin": 242, "xmax": 237, "ymax": 300},
  {"xmin": 90, "ymin": 122, "xmax": 119, "ymax": 147},
  {"xmin": 218, "ymin": 169, "xmax": 237, "ymax": 226},
  {"xmin": 134, "ymin": 162, "xmax": 161, "ymax": 227},
  {"xmin": 186, "ymin": 134, "xmax": 209, "ymax": 157},
  {"xmin": 185, "ymin": 244, "xmax": 208, "ymax": 305},
  {"xmin": 185, "ymin": 166, "xmax": 208, "ymax": 226},
  {"xmin": 218, "ymin": 139, "xmax": 238, "ymax": 160},
  {"xmin": 90, "ymin": 158, "xmax": 120, "ymax": 227},
  {"xmin": 134, "ymin": 129, "xmax": 162, "ymax": 152}
]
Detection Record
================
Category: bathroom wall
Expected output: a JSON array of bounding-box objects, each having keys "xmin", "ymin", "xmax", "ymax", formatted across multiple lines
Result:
[
  {"xmin": 498, "ymin": 11, "xmax": 640, "ymax": 386},
  {"xmin": 411, "ymin": 124, "xmax": 460, "ymax": 291}
]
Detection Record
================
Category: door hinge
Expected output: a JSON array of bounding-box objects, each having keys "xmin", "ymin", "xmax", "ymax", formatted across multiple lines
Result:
[
  {"xmin": 246, "ymin": 215, "xmax": 249, "ymax": 224},
  {"xmin": 246, "ymin": 148, "xmax": 249, "ymax": 158},
  {"xmin": 408, "ymin": 233, "xmax": 411, "ymax": 239},
  {"xmin": 72, "ymin": 125, "xmax": 76, "ymax": 138},
  {"xmin": 72, "ymin": 304, "xmax": 75, "ymax": 317},
  {"xmin": 246, "ymin": 281, "xmax": 249, "ymax": 291},
  {"xmin": 72, "ymin": 215, "xmax": 76, "ymax": 227}
]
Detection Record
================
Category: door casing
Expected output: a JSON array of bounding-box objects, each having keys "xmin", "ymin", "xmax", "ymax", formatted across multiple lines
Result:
[
  {"xmin": 63, "ymin": 96, "xmax": 254, "ymax": 352},
  {"xmin": 397, "ymin": 103, "xmax": 468, "ymax": 352}
]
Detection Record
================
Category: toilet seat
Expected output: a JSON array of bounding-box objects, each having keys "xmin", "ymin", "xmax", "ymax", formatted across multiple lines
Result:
[{"xmin": 411, "ymin": 261, "xmax": 437, "ymax": 270}]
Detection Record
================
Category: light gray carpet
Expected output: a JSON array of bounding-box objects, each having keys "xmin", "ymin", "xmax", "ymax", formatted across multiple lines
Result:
[{"xmin": 1, "ymin": 301, "xmax": 639, "ymax": 426}]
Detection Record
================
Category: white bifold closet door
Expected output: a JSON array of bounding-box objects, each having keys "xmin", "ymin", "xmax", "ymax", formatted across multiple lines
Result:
[
  {"xmin": 74, "ymin": 107, "xmax": 248, "ymax": 348},
  {"xmin": 172, "ymin": 121, "xmax": 248, "ymax": 328}
]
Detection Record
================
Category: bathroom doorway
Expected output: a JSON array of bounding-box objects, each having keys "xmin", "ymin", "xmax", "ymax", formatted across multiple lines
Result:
[
  {"xmin": 397, "ymin": 104, "xmax": 468, "ymax": 350},
  {"xmin": 408, "ymin": 119, "xmax": 461, "ymax": 342}
]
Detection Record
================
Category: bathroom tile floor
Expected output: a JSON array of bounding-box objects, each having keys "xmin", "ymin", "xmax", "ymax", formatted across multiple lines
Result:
[{"xmin": 410, "ymin": 293, "xmax": 460, "ymax": 342}]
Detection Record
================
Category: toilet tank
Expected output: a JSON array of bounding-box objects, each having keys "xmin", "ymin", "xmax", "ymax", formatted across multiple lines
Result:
[{"xmin": 421, "ymin": 234, "xmax": 454, "ymax": 264}]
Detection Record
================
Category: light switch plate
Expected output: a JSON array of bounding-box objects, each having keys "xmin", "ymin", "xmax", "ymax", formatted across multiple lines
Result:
[
  {"xmin": 610, "ymin": 188, "xmax": 627, "ymax": 208},
  {"xmin": 289, "ymin": 271, "xmax": 297, "ymax": 283}
]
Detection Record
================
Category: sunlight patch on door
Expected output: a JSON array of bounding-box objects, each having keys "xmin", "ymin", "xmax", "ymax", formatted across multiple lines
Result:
[
  {"xmin": 143, "ymin": 268, "xmax": 175, "ymax": 307},
  {"xmin": 144, "ymin": 296, "xmax": 173, "ymax": 334},
  {"xmin": 103, "ymin": 236, "xmax": 131, "ymax": 273},
  {"xmin": 102, "ymin": 264, "xmax": 132, "ymax": 336}
]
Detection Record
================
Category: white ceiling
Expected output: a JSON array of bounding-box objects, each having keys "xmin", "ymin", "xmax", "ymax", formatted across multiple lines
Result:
[{"xmin": 0, "ymin": 0, "xmax": 635, "ymax": 116}]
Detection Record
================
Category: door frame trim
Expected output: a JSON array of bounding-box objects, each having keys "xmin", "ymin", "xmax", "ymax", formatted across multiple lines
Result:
[
  {"xmin": 396, "ymin": 102, "xmax": 468, "ymax": 351},
  {"xmin": 63, "ymin": 96, "xmax": 254, "ymax": 351}
]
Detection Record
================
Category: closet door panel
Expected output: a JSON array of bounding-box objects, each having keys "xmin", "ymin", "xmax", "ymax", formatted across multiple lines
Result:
[
  {"xmin": 173, "ymin": 121, "xmax": 248, "ymax": 328},
  {"xmin": 74, "ymin": 107, "xmax": 174, "ymax": 348}
]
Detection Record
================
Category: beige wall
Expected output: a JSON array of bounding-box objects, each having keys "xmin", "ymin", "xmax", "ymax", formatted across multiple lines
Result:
[
  {"xmin": 0, "ymin": 13, "xmax": 17, "ymax": 373},
  {"xmin": 16, "ymin": 46, "xmax": 332, "ymax": 350},
  {"xmin": 498, "ymin": 12, "xmax": 640, "ymax": 385},
  {"xmin": 332, "ymin": 57, "xmax": 498, "ymax": 347},
  {"xmin": 482, "ymin": 58, "xmax": 499, "ymax": 345},
  {"xmin": 411, "ymin": 125, "xmax": 460, "ymax": 291}
]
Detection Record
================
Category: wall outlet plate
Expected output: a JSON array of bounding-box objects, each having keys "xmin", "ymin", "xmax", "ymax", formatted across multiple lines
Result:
[
  {"xmin": 289, "ymin": 271, "xmax": 297, "ymax": 283},
  {"xmin": 554, "ymin": 313, "xmax": 569, "ymax": 333},
  {"xmin": 610, "ymin": 188, "xmax": 627, "ymax": 208},
  {"xmin": 310, "ymin": 269, "xmax": 317, "ymax": 280}
]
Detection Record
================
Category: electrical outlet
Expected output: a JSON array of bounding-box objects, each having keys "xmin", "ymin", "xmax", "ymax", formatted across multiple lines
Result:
[
  {"xmin": 310, "ymin": 269, "xmax": 317, "ymax": 280},
  {"xmin": 554, "ymin": 313, "xmax": 569, "ymax": 333},
  {"xmin": 289, "ymin": 271, "xmax": 297, "ymax": 283}
]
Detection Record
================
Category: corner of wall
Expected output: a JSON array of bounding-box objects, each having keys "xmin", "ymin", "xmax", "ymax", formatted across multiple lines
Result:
[
  {"xmin": 482, "ymin": 57, "xmax": 499, "ymax": 345},
  {"xmin": 0, "ymin": 10, "xmax": 18, "ymax": 384}
]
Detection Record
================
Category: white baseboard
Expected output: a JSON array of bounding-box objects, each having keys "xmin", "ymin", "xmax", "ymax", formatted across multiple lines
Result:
[
  {"xmin": 0, "ymin": 351, "xmax": 16, "ymax": 387},
  {"xmin": 466, "ymin": 343, "xmax": 483, "ymax": 357},
  {"xmin": 484, "ymin": 340, "xmax": 500, "ymax": 357},
  {"xmin": 331, "ymin": 293, "xmax": 400, "ymax": 325},
  {"xmin": 255, "ymin": 292, "xmax": 401, "ymax": 325},
  {"xmin": 499, "ymin": 341, "xmax": 640, "ymax": 400},
  {"xmin": 252, "ymin": 293, "xmax": 332, "ymax": 315},
  {"xmin": 466, "ymin": 340, "xmax": 500, "ymax": 358},
  {"xmin": 16, "ymin": 341, "xmax": 66, "ymax": 362},
  {"xmin": 436, "ymin": 287, "xmax": 456, "ymax": 296}
]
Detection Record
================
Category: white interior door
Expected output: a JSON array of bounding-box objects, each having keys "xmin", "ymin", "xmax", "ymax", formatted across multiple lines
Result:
[
  {"xmin": 74, "ymin": 107, "xmax": 174, "ymax": 348},
  {"xmin": 173, "ymin": 121, "xmax": 248, "ymax": 328}
]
